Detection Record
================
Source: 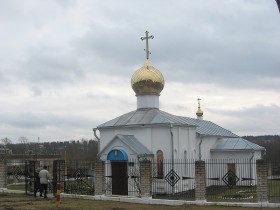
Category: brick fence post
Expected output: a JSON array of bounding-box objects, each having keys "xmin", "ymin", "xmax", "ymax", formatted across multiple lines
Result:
[
  {"xmin": 195, "ymin": 160, "xmax": 206, "ymax": 202},
  {"xmin": 0, "ymin": 157, "xmax": 7, "ymax": 190},
  {"xmin": 140, "ymin": 159, "xmax": 152, "ymax": 198},
  {"xmin": 95, "ymin": 160, "xmax": 105, "ymax": 195},
  {"xmin": 256, "ymin": 159, "xmax": 268, "ymax": 203}
]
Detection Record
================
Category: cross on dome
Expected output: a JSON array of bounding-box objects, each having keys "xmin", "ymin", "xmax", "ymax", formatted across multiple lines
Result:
[
  {"xmin": 141, "ymin": 31, "xmax": 154, "ymax": 60},
  {"xmin": 131, "ymin": 31, "xmax": 165, "ymax": 106},
  {"xmin": 196, "ymin": 98, "xmax": 203, "ymax": 119},
  {"xmin": 198, "ymin": 98, "xmax": 201, "ymax": 108}
]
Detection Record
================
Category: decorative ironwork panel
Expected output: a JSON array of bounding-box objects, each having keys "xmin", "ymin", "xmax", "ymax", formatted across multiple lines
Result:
[
  {"xmin": 222, "ymin": 170, "xmax": 239, "ymax": 188},
  {"xmin": 7, "ymin": 160, "xmax": 26, "ymax": 190},
  {"xmin": 205, "ymin": 159, "xmax": 257, "ymax": 202},
  {"xmin": 152, "ymin": 159, "xmax": 196, "ymax": 201},
  {"xmin": 165, "ymin": 169, "xmax": 180, "ymax": 187},
  {"xmin": 63, "ymin": 160, "xmax": 95, "ymax": 195}
]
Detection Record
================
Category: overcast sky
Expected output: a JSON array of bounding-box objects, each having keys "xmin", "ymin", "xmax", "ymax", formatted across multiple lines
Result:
[{"xmin": 0, "ymin": 0, "xmax": 279, "ymax": 143}]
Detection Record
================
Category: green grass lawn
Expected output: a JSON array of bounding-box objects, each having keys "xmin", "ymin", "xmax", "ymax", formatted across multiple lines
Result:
[
  {"xmin": 0, "ymin": 195, "xmax": 279, "ymax": 210},
  {"xmin": 206, "ymin": 185, "xmax": 257, "ymax": 202}
]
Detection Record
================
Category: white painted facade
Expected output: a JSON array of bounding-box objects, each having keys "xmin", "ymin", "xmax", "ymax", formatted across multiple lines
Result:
[{"xmin": 99, "ymin": 124, "xmax": 200, "ymax": 161}]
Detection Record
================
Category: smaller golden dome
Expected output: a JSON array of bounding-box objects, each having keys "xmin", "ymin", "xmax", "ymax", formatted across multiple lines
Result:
[
  {"xmin": 131, "ymin": 59, "xmax": 165, "ymax": 96},
  {"xmin": 196, "ymin": 107, "xmax": 203, "ymax": 117}
]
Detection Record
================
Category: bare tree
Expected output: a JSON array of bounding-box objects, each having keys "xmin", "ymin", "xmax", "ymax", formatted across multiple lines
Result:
[
  {"xmin": 1, "ymin": 137, "xmax": 12, "ymax": 146},
  {"xmin": 18, "ymin": 136, "xmax": 29, "ymax": 144},
  {"xmin": 18, "ymin": 136, "xmax": 30, "ymax": 154}
]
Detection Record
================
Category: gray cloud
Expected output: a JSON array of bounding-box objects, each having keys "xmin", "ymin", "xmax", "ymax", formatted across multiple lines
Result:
[
  {"xmin": 0, "ymin": 112, "xmax": 96, "ymax": 130},
  {"xmin": 208, "ymin": 104, "xmax": 280, "ymax": 135},
  {"xmin": 0, "ymin": 0, "xmax": 279, "ymax": 141},
  {"xmin": 18, "ymin": 47, "xmax": 84, "ymax": 84}
]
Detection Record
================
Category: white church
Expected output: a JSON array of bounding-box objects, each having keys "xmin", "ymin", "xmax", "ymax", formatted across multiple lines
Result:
[{"xmin": 94, "ymin": 31, "xmax": 265, "ymax": 196}]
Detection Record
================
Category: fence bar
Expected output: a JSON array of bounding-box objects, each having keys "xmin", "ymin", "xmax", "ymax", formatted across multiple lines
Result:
[{"xmin": 267, "ymin": 160, "xmax": 280, "ymax": 203}]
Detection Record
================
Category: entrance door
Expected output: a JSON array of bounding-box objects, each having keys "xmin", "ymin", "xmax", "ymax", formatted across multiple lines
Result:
[
  {"xmin": 228, "ymin": 163, "xmax": 236, "ymax": 173},
  {"xmin": 111, "ymin": 161, "xmax": 128, "ymax": 195},
  {"xmin": 227, "ymin": 163, "xmax": 236, "ymax": 187}
]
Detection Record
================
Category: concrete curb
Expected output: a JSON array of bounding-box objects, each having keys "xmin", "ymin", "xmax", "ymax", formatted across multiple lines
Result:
[{"xmin": 61, "ymin": 194, "xmax": 280, "ymax": 208}]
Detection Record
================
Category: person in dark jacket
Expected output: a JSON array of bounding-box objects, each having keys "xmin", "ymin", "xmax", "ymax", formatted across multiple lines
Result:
[{"xmin": 34, "ymin": 168, "xmax": 42, "ymax": 197}]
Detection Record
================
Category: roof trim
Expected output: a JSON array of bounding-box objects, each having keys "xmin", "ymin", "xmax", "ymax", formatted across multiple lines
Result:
[
  {"xmin": 107, "ymin": 149, "xmax": 128, "ymax": 161},
  {"xmin": 98, "ymin": 134, "xmax": 153, "ymax": 157}
]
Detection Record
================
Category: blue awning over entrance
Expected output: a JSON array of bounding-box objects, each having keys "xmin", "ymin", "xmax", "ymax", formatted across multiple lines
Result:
[{"xmin": 107, "ymin": 149, "xmax": 128, "ymax": 161}]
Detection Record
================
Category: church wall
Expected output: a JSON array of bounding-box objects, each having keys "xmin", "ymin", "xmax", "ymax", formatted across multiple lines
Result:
[
  {"xmin": 100, "ymin": 125, "xmax": 175, "ymax": 160},
  {"xmin": 188, "ymin": 127, "xmax": 197, "ymax": 159},
  {"xmin": 150, "ymin": 126, "xmax": 172, "ymax": 159},
  {"xmin": 207, "ymin": 151, "xmax": 262, "ymax": 187},
  {"xmin": 132, "ymin": 127, "xmax": 153, "ymax": 150},
  {"xmin": 150, "ymin": 125, "xmax": 197, "ymax": 160},
  {"xmin": 100, "ymin": 125, "xmax": 201, "ymax": 161},
  {"xmin": 175, "ymin": 126, "xmax": 197, "ymax": 159},
  {"xmin": 198, "ymin": 136, "xmax": 218, "ymax": 159},
  {"xmin": 99, "ymin": 126, "xmax": 171, "ymax": 158},
  {"xmin": 210, "ymin": 150, "xmax": 262, "ymax": 160},
  {"xmin": 99, "ymin": 129, "xmax": 115, "ymax": 151}
]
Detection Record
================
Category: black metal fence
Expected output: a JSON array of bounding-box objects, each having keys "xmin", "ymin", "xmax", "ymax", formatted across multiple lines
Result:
[
  {"xmin": 268, "ymin": 160, "xmax": 280, "ymax": 203},
  {"xmin": 103, "ymin": 159, "xmax": 196, "ymax": 199},
  {"xmin": 205, "ymin": 159, "xmax": 257, "ymax": 202},
  {"xmin": 2, "ymin": 158, "xmax": 280, "ymax": 203},
  {"xmin": 151, "ymin": 159, "xmax": 195, "ymax": 201},
  {"xmin": 63, "ymin": 160, "xmax": 95, "ymax": 195},
  {"xmin": 3, "ymin": 159, "xmax": 95, "ymax": 196},
  {"xmin": 6, "ymin": 159, "xmax": 29, "ymax": 193}
]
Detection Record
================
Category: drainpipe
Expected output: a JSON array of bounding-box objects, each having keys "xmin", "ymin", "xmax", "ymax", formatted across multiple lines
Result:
[
  {"xmin": 92, "ymin": 128, "xmax": 100, "ymax": 155},
  {"xmin": 249, "ymin": 150, "xmax": 254, "ymax": 186},
  {"xmin": 198, "ymin": 136, "xmax": 203, "ymax": 161},
  {"xmin": 170, "ymin": 123, "xmax": 174, "ymax": 195},
  {"xmin": 170, "ymin": 124, "xmax": 174, "ymax": 168}
]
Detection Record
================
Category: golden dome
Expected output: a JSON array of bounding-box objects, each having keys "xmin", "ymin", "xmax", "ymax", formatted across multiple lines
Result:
[
  {"xmin": 196, "ymin": 107, "xmax": 203, "ymax": 117},
  {"xmin": 131, "ymin": 59, "xmax": 165, "ymax": 96}
]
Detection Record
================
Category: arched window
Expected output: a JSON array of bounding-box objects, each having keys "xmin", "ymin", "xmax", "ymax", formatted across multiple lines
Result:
[{"xmin": 156, "ymin": 150, "xmax": 164, "ymax": 178}]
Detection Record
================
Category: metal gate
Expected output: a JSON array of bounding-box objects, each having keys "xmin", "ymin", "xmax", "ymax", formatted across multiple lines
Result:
[
  {"xmin": 52, "ymin": 160, "xmax": 65, "ymax": 195},
  {"xmin": 26, "ymin": 160, "xmax": 40, "ymax": 195},
  {"xmin": 4, "ymin": 159, "xmax": 95, "ymax": 196},
  {"xmin": 63, "ymin": 160, "xmax": 95, "ymax": 195},
  {"xmin": 5, "ymin": 160, "xmax": 40, "ymax": 195},
  {"xmin": 104, "ymin": 160, "xmax": 141, "ymax": 197}
]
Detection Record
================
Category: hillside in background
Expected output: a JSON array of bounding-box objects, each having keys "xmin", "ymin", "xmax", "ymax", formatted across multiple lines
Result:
[
  {"xmin": 243, "ymin": 135, "xmax": 280, "ymax": 142},
  {"xmin": 1, "ymin": 139, "xmax": 98, "ymax": 161},
  {"xmin": 243, "ymin": 135, "xmax": 280, "ymax": 160}
]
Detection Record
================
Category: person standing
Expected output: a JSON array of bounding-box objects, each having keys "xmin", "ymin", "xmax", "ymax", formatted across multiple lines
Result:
[
  {"xmin": 39, "ymin": 165, "xmax": 50, "ymax": 198},
  {"xmin": 34, "ymin": 168, "xmax": 41, "ymax": 197}
]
